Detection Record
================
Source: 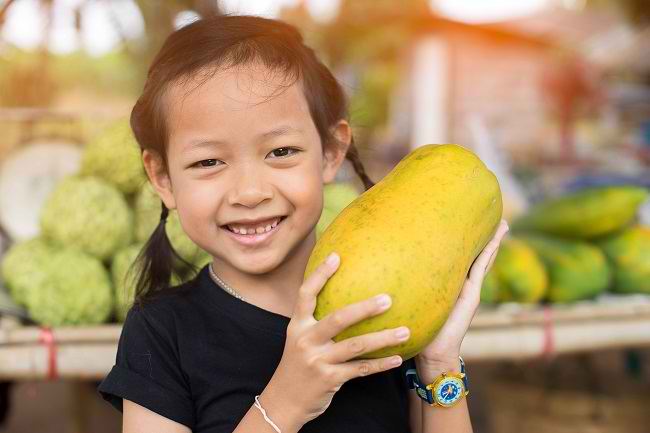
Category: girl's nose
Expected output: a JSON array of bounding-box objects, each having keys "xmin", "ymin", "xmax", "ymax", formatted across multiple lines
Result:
[{"xmin": 227, "ymin": 165, "xmax": 274, "ymax": 207}]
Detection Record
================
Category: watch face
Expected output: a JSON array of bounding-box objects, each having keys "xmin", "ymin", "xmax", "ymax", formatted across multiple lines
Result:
[{"xmin": 434, "ymin": 377, "xmax": 465, "ymax": 407}]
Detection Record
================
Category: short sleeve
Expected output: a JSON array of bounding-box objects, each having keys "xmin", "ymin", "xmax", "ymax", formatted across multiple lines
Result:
[{"xmin": 97, "ymin": 304, "xmax": 195, "ymax": 429}]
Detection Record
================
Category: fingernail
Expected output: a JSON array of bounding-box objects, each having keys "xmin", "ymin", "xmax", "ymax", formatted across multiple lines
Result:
[
  {"xmin": 326, "ymin": 252, "xmax": 339, "ymax": 266},
  {"xmin": 375, "ymin": 294, "xmax": 391, "ymax": 308},
  {"xmin": 395, "ymin": 327, "xmax": 410, "ymax": 340},
  {"xmin": 391, "ymin": 356, "xmax": 403, "ymax": 366}
]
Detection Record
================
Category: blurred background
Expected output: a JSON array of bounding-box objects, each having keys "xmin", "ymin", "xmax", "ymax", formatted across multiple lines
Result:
[{"xmin": 0, "ymin": 0, "xmax": 649, "ymax": 432}]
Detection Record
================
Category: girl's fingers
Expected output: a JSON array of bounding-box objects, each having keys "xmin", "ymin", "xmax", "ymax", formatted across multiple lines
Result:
[
  {"xmin": 436, "ymin": 220, "xmax": 509, "ymax": 343},
  {"xmin": 294, "ymin": 253, "xmax": 340, "ymax": 320},
  {"xmin": 468, "ymin": 220, "xmax": 509, "ymax": 286}
]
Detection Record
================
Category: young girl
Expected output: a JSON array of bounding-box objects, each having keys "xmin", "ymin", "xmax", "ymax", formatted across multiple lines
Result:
[{"xmin": 98, "ymin": 14, "xmax": 508, "ymax": 433}]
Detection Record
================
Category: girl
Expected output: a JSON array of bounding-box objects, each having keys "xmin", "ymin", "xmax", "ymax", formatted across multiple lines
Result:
[{"xmin": 98, "ymin": 13, "xmax": 509, "ymax": 433}]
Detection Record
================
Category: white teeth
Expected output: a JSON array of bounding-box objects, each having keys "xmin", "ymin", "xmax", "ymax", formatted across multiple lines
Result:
[{"xmin": 227, "ymin": 217, "xmax": 282, "ymax": 235}]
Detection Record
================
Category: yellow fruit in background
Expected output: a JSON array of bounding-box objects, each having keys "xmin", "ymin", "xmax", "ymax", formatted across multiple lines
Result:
[
  {"xmin": 597, "ymin": 225, "xmax": 650, "ymax": 294},
  {"xmin": 304, "ymin": 144, "xmax": 502, "ymax": 360},
  {"xmin": 492, "ymin": 237, "xmax": 548, "ymax": 303}
]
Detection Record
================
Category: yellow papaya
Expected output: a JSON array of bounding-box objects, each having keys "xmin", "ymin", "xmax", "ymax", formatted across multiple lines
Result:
[
  {"xmin": 304, "ymin": 144, "xmax": 502, "ymax": 360},
  {"xmin": 518, "ymin": 234, "xmax": 611, "ymax": 302},
  {"xmin": 511, "ymin": 186, "xmax": 648, "ymax": 239},
  {"xmin": 597, "ymin": 225, "xmax": 650, "ymax": 294},
  {"xmin": 492, "ymin": 237, "xmax": 548, "ymax": 303}
]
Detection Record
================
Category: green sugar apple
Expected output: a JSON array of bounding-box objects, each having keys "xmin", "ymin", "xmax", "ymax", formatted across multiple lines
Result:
[
  {"xmin": 79, "ymin": 119, "xmax": 147, "ymax": 195},
  {"xmin": 23, "ymin": 247, "xmax": 113, "ymax": 326},
  {"xmin": 0, "ymin": 237, "xmax": 54, "ymax": 307},
  {"xmin": 134, "ymin": 183, "xmax": 207, "ymax": 265},
  {"xmin": 40, "ymin": 175, "xmax": 134, "ymax": 261}
]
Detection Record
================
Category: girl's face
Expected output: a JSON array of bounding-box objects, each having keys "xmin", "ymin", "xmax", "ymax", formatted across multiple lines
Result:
[{"xmin": 144, "ymin": 63, "xmax": 350, "ymax": 276}]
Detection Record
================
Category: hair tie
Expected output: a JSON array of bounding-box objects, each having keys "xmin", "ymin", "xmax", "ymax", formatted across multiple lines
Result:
[{"xmin": 160, "ymin": 202, "xmax": 169, "ymax": 223}]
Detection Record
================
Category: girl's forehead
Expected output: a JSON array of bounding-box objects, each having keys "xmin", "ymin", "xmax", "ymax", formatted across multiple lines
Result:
[
  {"xmin": 169, "ymin": 63, "xmax": 303, "ymax": 108},
  {"xmin": 164, "ymin": 64, "xmax": 315, "ymax": 148}
]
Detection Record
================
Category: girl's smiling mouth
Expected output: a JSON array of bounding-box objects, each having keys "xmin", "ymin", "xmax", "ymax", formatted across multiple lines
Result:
[{"xmin": 220, "ymin": 216, "xmax": 287, "ymax": 246}]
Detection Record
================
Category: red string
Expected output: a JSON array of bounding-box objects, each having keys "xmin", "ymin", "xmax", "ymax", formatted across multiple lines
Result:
[
  {"xmin": 39, "ymin": 327, "xmax": 58, "ymax": 380},
  {"xmin": 541, "ymin": 306, "xmax": 555, "ymax": 359}
]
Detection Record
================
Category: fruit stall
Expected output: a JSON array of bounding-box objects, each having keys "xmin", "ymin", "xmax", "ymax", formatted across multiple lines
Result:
[
  {"xmin": 1, "ymin": 109, "xmax": 650, "ymax": 378},
  {"xmin": 0, "ymin": 295, "xmax": 649, "ymax": 380},
  {"xmin": 1, "ymin": 109, "xmax": 650, "ymax": 433}
]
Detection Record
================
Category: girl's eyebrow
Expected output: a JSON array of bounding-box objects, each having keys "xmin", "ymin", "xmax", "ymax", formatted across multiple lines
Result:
[{"xmin": 183, "ymin": 125, "xmax": 302, "ymax": 153}]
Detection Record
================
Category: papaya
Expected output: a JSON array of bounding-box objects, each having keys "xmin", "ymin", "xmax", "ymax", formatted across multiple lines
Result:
[
  {"xmin": 317, "ymin": 183, "xmax": 360, "ymax": 239},
  {"xmin": 596, "ymin": 225, "xmax": 650, "ymax": 294},
  {"xmin": 518, "ymin": 234, "xmax": 611, "ymax": 302},
  {"xmin": 511, "ymin": 186, "xmax": 648, "ymax": 239},
  {"xmin": 491, "ymin": 237, "xmax": 548, "ymax": 303},
  {"xmin": 304, "ymin": 144, "xmax": 502, "ymax": 360}
]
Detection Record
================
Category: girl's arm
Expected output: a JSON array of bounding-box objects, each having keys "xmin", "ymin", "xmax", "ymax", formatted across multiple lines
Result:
[
  {"xmin": 125, "ymin": 388, "xmax": 305, "ymax": 433},
  {"xmin": 410, "ymin": 219, "xmax": 509, "ymax": 433},
  {"xmin": 123, "ymin": 400, "xmax": 191, "ymax": 433},
  {"xmin": 417, "ymin": 358, "xmax": 473, "ymax": 433}
]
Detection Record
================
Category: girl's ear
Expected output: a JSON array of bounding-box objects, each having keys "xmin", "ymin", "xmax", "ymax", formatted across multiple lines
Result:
[
  {"xmin": 142, "ymin": 149, "xmax": 177, "ymax": 210},
  {"xmin": 322, "ymin": 119, "xmax": 352, "ymax": 184}
]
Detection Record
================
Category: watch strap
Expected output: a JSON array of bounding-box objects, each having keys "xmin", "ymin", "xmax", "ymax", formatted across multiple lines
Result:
[{"xmin": 405, "ymin": 356, "xmax": 469, "ymax": 405}]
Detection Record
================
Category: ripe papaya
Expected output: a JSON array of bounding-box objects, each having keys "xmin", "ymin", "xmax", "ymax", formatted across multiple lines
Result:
[
  {"xmin": 596, "ymin": 225, "xmax": 650, "ymax": 294},
  {"xmin": 491, "ymin": 237, "xmax": 548, "ymax": 303},
  {"xmin": 304, "ymin": 144, "xmax": 502, "ymax": 360},
  {"xmin": 518, "ymin": 234, "xmax": 611, "ymax": 302},
  {"xmin": 511, "ymin": 186, "xmax": 648, "ymax": 239}
]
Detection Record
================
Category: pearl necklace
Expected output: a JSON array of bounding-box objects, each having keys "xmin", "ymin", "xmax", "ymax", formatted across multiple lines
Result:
[{"xmin": 208, "ymin": 263, "xmax": 246, "ymax": 302}]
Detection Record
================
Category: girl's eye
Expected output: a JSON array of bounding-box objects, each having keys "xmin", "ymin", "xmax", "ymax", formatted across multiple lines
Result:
[
  {"xmin": 191, "ymin": 147, "xmax": 300, "ymax": 169},
  {"xmin": 269, "ymin": 147, "xmax": 300, "ymax": 158},
  {"xmin": 193, "ymin": 159, "xmax": 220, "ymax": 168}
]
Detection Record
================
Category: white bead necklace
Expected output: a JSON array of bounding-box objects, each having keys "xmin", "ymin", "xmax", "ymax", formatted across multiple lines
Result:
[{"xmin": 208, "ymin": 263, "xmax": 246, "ymax": 302}]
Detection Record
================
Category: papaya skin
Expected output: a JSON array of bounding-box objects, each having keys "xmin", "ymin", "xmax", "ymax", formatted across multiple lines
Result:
[
  {"xmin": 303, "ymin": 144, "xmax": 502, "ymax": 360},
  {"xmin": 511, "ymin": 186, "xmax": 649, "ymax": 239}
]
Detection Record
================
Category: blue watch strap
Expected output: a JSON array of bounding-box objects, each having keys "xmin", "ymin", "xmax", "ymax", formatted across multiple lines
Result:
[{"xmin": 459, "ymin": 355, "xmax": 469, "ymax": 393}]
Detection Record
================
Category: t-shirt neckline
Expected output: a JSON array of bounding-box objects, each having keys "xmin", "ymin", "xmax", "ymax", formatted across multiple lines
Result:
[{"xmin": 198, "ymin": 264, "xmax": 291, "ymax": 337}]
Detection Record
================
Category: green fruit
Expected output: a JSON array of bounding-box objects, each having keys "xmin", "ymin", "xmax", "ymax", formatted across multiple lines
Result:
[
  {"xmin": 112, "ymin": 243, "xmax": 184, "ymax": 322},
  {"xmin": 304, "ymin": 144, "xmax": 502, "ymax": 360},
  {"xmin": 134, "ymin": 183, "xmax": 206, "ymax": 265},
  {"xmin": 40, "ymin": 175, "xmax": 133, "ymax": 261},
  {"xmin": 597, "ymin": 225, "xmax": 650, "ymax": 294},
  {"xmin": 0, "ymin": 238, "xmax": 54, "ymax": 307},
  {"xmin": 24, "ymin": 247, "xmax": 113, "ymax": 326},
  {"xmin": 317, "ymin": 183, "xmax": 360, "ymax": 238},
  {"xmin": 79, "ymin": 119, "xmax": 147, "ymax": 195},
  {"xmin": 512, "ymin": 186, "xmax": 648, "ymax": 239},
  {"xmin": 519, "ymin": 234, "xmax": 611, "ymax": 302},
  {"xmin": 492, "ymin": 237, "xmax": 547, "ymax": 303}
]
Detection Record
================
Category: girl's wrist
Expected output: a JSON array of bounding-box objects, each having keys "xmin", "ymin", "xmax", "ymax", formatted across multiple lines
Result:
[{"xmin": 413, "ymin": 354, "xmax": 461, "ymax": 384}]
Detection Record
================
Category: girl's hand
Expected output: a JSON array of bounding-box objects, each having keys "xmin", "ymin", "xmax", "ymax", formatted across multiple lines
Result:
[
  {"xmin": 414, "ymin": 219, "xmax": 510, "ymax": 381},
  {"xmin": 266, "ymin": 253, "xmax": 409, "ymax": 428}
]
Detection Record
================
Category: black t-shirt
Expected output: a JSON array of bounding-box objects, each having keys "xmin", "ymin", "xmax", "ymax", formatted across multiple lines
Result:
[{"xmin": 98, "ymin": 264, "xmax": 415, "ymax": 432}]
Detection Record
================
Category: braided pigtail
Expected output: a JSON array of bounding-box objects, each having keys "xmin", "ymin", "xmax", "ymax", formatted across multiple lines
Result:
[
  {"xmin": 345, "ymin": 137, "xmax": 375, "ymax": 191},
  {"xmin": 130, "ymin": 202, "xmax": 178, "ymax": 306}
]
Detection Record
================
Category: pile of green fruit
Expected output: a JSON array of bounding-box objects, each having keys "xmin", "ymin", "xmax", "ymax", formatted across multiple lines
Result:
[
  {"xmin": 482, "ymin": 185, "xmax": 650, "ymax": 304},
  {"xmin": 0, "ymin": 119, "xmax": 358, "ymax": 327}
]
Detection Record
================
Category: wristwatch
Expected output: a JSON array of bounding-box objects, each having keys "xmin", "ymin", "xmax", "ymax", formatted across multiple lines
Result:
[{"xmin": 406, "ymin": 356, "xmax": 469, "ymax": 408}]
